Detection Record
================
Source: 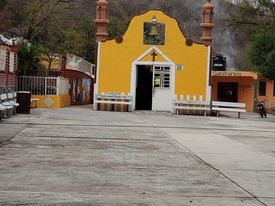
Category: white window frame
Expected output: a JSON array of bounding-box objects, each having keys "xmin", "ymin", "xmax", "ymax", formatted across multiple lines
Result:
[{"xmin": 153, "ymin": 66, "xmax": 170, "ymax": 88}]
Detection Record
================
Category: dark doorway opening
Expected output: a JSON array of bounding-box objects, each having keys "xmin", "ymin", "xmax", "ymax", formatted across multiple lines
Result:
[
  {"xmin": 218, "ymin": 82, "xmax": 238, "ymax": 102},
  {"xmin": 136, "ymin": 65, "xmax": 153, "ymax": 110}
]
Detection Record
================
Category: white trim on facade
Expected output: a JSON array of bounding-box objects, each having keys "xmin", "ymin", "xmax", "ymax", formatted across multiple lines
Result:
[
  {"xmin": 136, "ymin": 45, "xmax": 172, "ymax": 62},
  {"xmin": 136, "ymin": 61, "xmax": 172, "ymax": 65},
  {"xmin": 206, "ymin": 46, "xmax": 212, "ymax": 104},
  {"xmin": 93, "ymin": 42, "xmax": 101, "ymax": 110},
  {"xmin": 130, "ymin": 46, "xmax": 176, "ymax": 112}
]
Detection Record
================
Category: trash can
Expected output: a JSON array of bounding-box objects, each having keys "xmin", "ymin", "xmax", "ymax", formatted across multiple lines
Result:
[{"xmin": 16, "ymin": 91, "xmax": 31, "ymax": 114}]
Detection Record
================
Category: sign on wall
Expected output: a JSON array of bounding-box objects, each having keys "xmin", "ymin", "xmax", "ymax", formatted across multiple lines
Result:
[
  {"xmin": 176, "ymin": 65, "xmax": 184, "ymax": 71},
  {"xmin": 0, "ymin": 49, "xmax": 6, "ymax": 72},
  {"xmin": 212, "ymin": 71, "xmax": 242, "ymax": 77}
]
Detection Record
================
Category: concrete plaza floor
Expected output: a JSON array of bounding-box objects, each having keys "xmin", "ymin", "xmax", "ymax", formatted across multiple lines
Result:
[{"xmin": 0, "ymin": 106, "xmax": 275, "ymax": 206}]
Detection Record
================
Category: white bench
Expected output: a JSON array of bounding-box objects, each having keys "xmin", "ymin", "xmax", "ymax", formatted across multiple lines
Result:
[
  {"xmin": 212, "ymin": 101, "xmax": 246, "ymax": 118},
  {"xmin": 174, "ymin": 100, "xmax": 211, "ymax": 116},
  {"xmin": 7, "ymin": 92, "xmax": 20, "ymax": 114},
  {"xmin": 95, "ymin": 93, "xmax": 133, "ymax": 112},
  {"xmin": 0, "ymin": 93, "xmax": 16, "ymax": 118},
  {"xmin": 0, "ymin": 104, "xmax": 8, "ymax": 120}
]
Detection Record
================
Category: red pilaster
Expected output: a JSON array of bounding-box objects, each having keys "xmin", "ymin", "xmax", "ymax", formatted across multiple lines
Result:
[
  {"xmin": 201, "ymin": 0, "xmax": 214, "ymax": 46},
  {"xmin": 95, "ymin": 0, "xmax": 109, "ymax": 42}
]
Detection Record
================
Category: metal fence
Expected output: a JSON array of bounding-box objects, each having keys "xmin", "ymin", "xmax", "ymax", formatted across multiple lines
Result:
[{"xmin": 17, "ymin": 76, "xmax": 58, "ymax": 95}]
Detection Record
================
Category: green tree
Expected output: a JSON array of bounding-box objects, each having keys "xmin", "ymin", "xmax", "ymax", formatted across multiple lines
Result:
[
  {"xmin": 79, "ymin": 17, "xmax": 97, "ymax": 63},
  {"xmin": 226, "ymin": 0, "xmax": 275, "ymax": 73},
  {"xmin": 23, "ymin": 0, "xmax": 86, "ymax": 71},
  {"xmin": 249, "ymin": 29, "xmax": 275, "ymax": 80},
  {"xmin": 17, "ymin": 41, "xmax": 46, "ymax": 76},
  {"xmin": 108, "ymin": 16, "xmax": 127, "ymax": 39},
  {"xmin": 227, "ymin": 0, "xmax": 275, "ymax": 33},
  {"xmin": 21, "ymin": 0, "xmax": 73, "ymax": 41}
]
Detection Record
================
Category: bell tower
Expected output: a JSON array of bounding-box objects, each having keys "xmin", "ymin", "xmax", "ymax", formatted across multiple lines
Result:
[
  {"xmin": 95, "ymin": 0, "xmax": 109, "ymax": 42},
  {"xmin": 200, "ymin": 0, "xmax": 214, "ymax": 46}
]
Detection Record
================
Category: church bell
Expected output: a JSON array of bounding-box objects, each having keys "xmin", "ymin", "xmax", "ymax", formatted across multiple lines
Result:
[
  {"xmin": 149, "ymin": 25, "xmax": 159, "ymax": 37},
  {"xmin": 149, "ymin": 16, "xmax": 159, "ymax": 37}
]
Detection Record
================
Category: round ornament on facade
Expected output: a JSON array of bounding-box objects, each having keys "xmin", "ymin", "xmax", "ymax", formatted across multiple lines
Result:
[
  {"xmin": 186, "ymin": 39, "xmax": 193, "ymax": 47},
  {"xmin": 115, "ymin": 36, "xmax": 123, "ymax": 44}
]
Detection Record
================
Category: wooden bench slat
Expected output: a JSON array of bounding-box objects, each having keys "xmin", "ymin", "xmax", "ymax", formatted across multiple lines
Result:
[
  {"xmin": 175, "ymin": 106, "xmax": 211, "ymax": 110},
  {"xmin": 211, "ymin": 101, "xmax": 246, "ymax": 118},
  {"xmin": 212, "ymin": 101, "xmax": 246, "ymax": 108},
  {"xmin": 212, "ymin": 107, "xmax": 246, "ymax": 112},
  {"xmin": 95, "ymin": 93, "xmax": 133, "ymax": 112},
  {"xmin": 173, "ymin": 99, "xmax": 210, "ymax": 115},
  {"xmin": 94, "ymin": 100, "xmax": 132, "ymax": 105},
  {"xmin": 173, "ymin": 99, "xmax": 247, "ymax": 118},
  {"xmin": 174, "ymin": 101, "xmax": 208, "ymax": 105}
]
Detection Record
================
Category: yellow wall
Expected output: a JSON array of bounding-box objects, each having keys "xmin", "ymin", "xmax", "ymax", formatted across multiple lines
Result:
[
  {"xmin": 98, "ymin": 10, "xmax": 209, "ymax": 100},
  {"xmin": 31, "ymin": 95, "xmax": 70, "ymax": 108}
]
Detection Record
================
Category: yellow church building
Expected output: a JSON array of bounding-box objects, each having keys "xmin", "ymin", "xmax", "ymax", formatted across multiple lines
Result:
[{"xmin": 94, "ymin": 0, "xmax": 214, "ymax": 112}]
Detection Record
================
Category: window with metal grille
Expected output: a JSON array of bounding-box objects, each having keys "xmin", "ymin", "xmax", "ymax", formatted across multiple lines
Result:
[
  {"xmin": 154, "ymin": 66, "xmax": 170, "ymax": 88},
  {"xmin": 259, "ymin": 80, "xmax": 266, "ymax": 96}
]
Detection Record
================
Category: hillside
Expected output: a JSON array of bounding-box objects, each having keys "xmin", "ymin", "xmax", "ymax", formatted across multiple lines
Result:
[{"xmin": 0, "ymin": 0, "xmax": 251, "ymax": 69}]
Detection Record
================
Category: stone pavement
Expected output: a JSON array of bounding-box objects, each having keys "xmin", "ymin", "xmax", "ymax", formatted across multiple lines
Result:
[{"xmin": 0, "ymin": 107, "xmax": 274, "ymax": 205}]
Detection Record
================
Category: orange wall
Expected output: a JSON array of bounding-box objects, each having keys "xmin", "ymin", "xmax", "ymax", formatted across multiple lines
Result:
[
  {"xmin": 257, "ymin": 80, "xmax": 275, "ymax": 113},
  {"xmin": 212, "ymin": 76, "xmax": 255, "ymax": 112}
]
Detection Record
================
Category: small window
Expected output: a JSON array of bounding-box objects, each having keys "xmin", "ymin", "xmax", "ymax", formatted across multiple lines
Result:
[
  {"xmin": 154, "ymin": 66, "xmax": 170, "ymax": 88},
  {"xmin": 273, "ymin": 81, "xmax": 275, "ymax": 96},
  {"xmin": 259, "ymin": 80, "xmax": 266, "ymax": 96}
]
